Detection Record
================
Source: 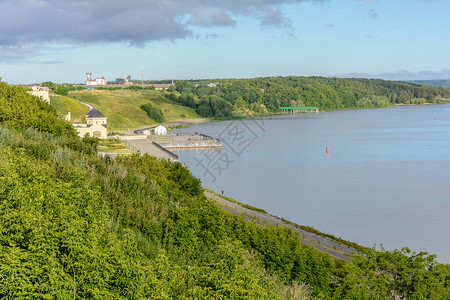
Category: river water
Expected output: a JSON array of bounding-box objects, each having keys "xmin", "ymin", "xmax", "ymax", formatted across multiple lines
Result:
[{"xmin": 172, "ymin": 105, "xmax": 450, "ymax": 263}]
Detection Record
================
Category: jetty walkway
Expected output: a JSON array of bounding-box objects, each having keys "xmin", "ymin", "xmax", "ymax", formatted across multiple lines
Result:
[
  {"xmin": 205, "ymin": 191, "xmax": 357, "ymax": 261},
  {"xmin": 123, "ymin": 139, "xmax": 178, "ymax": 161},
  {"xmin": 119, "ymin": 132, "xmax": 222, "ymax": 161}
]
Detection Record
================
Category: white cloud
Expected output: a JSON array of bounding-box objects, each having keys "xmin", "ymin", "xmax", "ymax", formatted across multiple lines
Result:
[
  {"xmin": 0, "ymin": 0, "xmax": 334, "ymax": 62},
  {"xmin": 0, "ymin": 1, "xmax": 322, "ymax": 47}
]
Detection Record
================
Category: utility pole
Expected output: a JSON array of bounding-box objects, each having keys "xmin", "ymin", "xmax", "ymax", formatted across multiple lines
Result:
[{"xmin": 141, "ymin": 67, "xmax": 144, "ymax": 86}]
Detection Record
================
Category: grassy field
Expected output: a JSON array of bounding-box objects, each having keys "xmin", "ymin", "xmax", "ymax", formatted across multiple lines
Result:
[
  {"xmin": 53, "ymin": 89, "xmax": 201, "ymax": 131},
  {"xmin": 50, "ymin": 94, "xmax": 89, "ymax": 123},
  {"xmin": 98, "ymin": 139, "xmax": 132, "ymax": 154}
]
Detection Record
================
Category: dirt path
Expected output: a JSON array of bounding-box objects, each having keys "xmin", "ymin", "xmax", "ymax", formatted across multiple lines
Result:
[
  {"xmin": 77, "ymin": 100, "xmax": 94, "ymax": 111},
  {"xmin": 205, "ymin": 191, "xmax": 357, "ymax": 261}
]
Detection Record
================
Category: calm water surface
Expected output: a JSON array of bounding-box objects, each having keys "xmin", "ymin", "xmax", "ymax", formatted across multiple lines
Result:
[{"xmin": 173, "ymin": 105, "xmax": 450, "ymax": 263}]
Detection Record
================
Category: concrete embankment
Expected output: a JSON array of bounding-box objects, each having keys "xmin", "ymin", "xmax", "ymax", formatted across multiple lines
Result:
[
  {"xmin": 205, "ymin": 191, "xmax": 357, "ymax": 260},
  {"xmin": 152, "ymin": 142, "xmax": 179, "ymax": 160},
  {"xmin": 119, "ymin": 132, "xmax": 222, "ymax": 160},
  {"xmin": 159, "ymin": 140, "xmax": 222, "ymax": 149},
  {"xmin": 123, "ymin": 139, "xmax": 177, "ymax": 161},
  {"xmin": 157, "ymin": 133, "xmax": 222, "ymax": 149}
]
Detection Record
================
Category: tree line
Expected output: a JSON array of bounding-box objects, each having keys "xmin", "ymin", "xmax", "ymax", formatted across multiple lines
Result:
[{"xmin": 164, "ymin": 77, "xmax": 450, "ymax": 118}]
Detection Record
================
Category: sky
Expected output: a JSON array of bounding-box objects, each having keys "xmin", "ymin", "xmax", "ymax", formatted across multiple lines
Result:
[{"xmin": 0, "ymin": 0, "xmax": 449, "ymax": 84}]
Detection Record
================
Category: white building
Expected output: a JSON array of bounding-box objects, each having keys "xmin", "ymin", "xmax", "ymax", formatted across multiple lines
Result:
[
  {"xmin": 28, "ymin": 85, "xmax": 50, "ymax": 103},
  {"xmin": 85, "ymin": 72, "xmax": 107, "ymax": 86},
  {"xmin": 154, "ymin": 125, "xmax": 167, "ymax": 136},
  {"xmin": 74, "ymin": 108, "xmax": 108, "ymax": 139}
]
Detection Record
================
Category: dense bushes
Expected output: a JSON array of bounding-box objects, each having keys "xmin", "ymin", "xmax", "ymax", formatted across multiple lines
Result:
[
  {"xmin": 0, "ymin": 82, "xmax": 78, "ymax": 138},
  {"xmin": 95, "ymin": 86, "xmax": 122, "ymax": 91},
  {"xmin": 140, "ymin": 102, "xmax": 164, "ymax": 123},
  {"xmin": 0, "ymin": 82, "xmax": 449, "ymax": 298},
  {"xmin": 0, "ymin": 129, "xmax": 145, "ymax": 297},
  {"xmin": 334, "ymin": 247, "xmax": 450, "ymax": 299},
  {"xmin": 196, "ymin": 96, "xmax": 233, "ymax": 117},
  {"xmin": 125, "ymin": 85, "xmax": 156, "ymax": 90},
  {"xmin": 164, "ymin": 92, "xmax": 233, "ymax": 118}
]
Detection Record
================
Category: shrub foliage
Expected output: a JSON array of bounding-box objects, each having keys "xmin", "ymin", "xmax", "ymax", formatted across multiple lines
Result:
[{"xmin": 0, "ymin": 82, "xmax": 449, "ymax": 299}]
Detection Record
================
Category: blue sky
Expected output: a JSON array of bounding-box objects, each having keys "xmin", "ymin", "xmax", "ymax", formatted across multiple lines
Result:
[{"xmin": 1, "ymin": 0, "xmax": 449, "ymax": 84}]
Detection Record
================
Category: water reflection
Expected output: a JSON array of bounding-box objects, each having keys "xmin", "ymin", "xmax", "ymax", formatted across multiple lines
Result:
[{"xmin": 173, "ymin": 105, "xmax": 450, "ymax": 262}]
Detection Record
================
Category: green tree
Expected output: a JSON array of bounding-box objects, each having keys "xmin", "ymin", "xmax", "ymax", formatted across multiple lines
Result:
[{"xmin": 140, "ymin": 102, "xmax": 164, "ymax": 123}]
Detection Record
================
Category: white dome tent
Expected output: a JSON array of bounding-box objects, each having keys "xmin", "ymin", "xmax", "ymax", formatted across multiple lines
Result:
[{"xmin": 154, "ymin": 125, "xmax": 167, "ymax": 136}]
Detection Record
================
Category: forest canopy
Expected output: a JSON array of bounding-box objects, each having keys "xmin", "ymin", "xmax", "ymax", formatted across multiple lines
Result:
[{"xmin": 165, "ymin": 77, "xmax": 450, "ymax": 117}]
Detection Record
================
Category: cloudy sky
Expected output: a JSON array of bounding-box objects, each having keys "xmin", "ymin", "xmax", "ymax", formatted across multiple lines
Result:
[{"xmin": 1, "ymin": 0, "xmax": 449, "ymax": 83}]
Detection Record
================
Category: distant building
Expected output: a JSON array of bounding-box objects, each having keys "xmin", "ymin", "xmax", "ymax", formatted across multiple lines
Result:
[
  {"xmin": 154, "ymin": 125, "xmax": 167, "ymax": 136},
  {"xmin": 86, "ymin": 77, "xmax": 106, "ymax": 86},
  {"xmin": 153, "ymin": 84, "xmax": 171, "ymax": 90},
  {"xmin": 74, "ymin": 108, "xmax": 107, "ymax": 139},
  {"xmin": 85, "ymin": 72, "xmax": 106, "ymax": 85},
  {"xmin": 195, "ymin": 82, "xmax": 220, "ymax": 88},
  {"xmin": 28, "ymin": 85, "xmax": 50, "ymax": 103},
  {"xmin": 116, "ymin": 75, "xmax": 132, "ymax": 85}
]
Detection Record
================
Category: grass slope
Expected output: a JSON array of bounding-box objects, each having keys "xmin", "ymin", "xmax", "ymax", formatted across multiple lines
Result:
[
  {"xmin": 50, "ymin": 94, "xmax": 89, "ymax": 122},
  {"xmin": 68, "ymin": 89, "xmax": 200, "ymax": 131}
]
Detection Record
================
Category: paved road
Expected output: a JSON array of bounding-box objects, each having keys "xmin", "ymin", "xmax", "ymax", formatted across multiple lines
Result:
[
  {"xmin": 205, "ymin": 191, "xmax": 354, "ymax": 261},
  {"xmin": 77, "ymin": 100, "xmax": 94, "ymax": 111}
]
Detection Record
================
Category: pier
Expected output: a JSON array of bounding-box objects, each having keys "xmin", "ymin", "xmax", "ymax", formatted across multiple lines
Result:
[
  {"xmin": 279, "ymin": 106, "xmax": 319, "ymax": 113},
  {"xmin": 118, "ymin": 132, "xmax": 222, "ymax": 161},
  {"xmin": 156, "ymin": 132, "xmax": 222, "ymax": 149}
]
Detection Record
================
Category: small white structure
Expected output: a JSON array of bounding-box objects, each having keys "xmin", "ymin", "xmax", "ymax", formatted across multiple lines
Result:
[
  {"xmin": 74, "ymin": 108, "xmax": 108, "ymax": 139},
  {"xmin": 154, "ymin": 125, "xmax": 167, "ymax": 136},
  {"xmin": 28, "ymin": 85, "xmax": 50, "ymax": 103},
  {"xmin": 85, "ymin": 72, "xmax": 107, "ymax": 86}
]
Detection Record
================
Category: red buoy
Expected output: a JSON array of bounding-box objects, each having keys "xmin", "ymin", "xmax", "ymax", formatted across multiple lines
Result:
[
  {"xmin": 435, "ymin": 117, "xmax": 437, "ymax": 121},
  {"xmin": 326, "ymin": 147, "xmax": 329, "ymax": 154}
]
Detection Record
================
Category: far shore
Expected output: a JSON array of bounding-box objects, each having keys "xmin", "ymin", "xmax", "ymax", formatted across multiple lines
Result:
[
  {"xmin": 118, "ymin": 101, "xmax": 449, "ymax": 133},
  {"xmin": 394, "ymin": 102, "xmax": 434, "ymax": 106}
]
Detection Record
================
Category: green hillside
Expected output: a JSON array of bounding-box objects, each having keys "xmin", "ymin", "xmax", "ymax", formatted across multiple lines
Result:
[
  {"xmin": 50, "ymin": 94, "xmax": 89, "ymax": 122},
  {"xmin": 67, "ymin": 89, "xmax": 201, "ymax": 131},
  {"xmin": 1, "ymin": 82, "xmax": 449, "ymax": 299}
]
